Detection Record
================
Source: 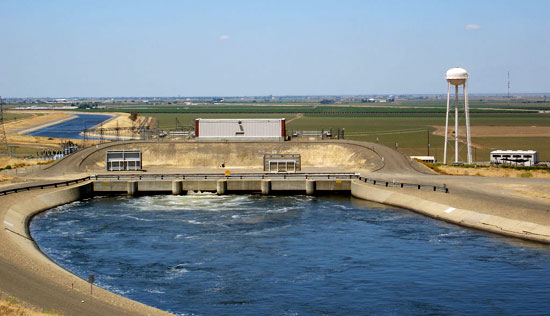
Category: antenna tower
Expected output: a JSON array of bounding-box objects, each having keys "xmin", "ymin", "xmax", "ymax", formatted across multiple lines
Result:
[{"xmin": 0, "ymin": 96, "xmax": 10, "ymax": 156}]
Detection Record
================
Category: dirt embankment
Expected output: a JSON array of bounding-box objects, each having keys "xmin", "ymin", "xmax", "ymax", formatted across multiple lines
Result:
[
  {"xmin": 0, "ymin": 294, "xmax": 60, "ymax": 316},
  {"xmin": 3, "ymin": 112, "xmax": 76, "ymax": 148},
  {"xmin": 88, "ymin": 113, "xmax": 153, "ymax": 137},
  {"xmin": 4, "ymin": 112, "xmax": 72, "ymax": 133},
  {"xmin": 80, "ymin": 141, "xmax": 381, "ymax": 172},
  {"xmin": 4, "ymin": 112, "xmax": 81, "ymax": 148}
]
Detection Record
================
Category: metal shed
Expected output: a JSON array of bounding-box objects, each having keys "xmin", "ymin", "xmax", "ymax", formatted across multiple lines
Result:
[
  {"xmin": 264, "ymin": 154, "xmax": 301, "ymax": 173},
  {"xmin": 106, "ymin": 150, "xmax": 142, "ymax": 171},
  {"xmin": 195, "ymin": 118, "xmax": 285, "ymax": 141}
]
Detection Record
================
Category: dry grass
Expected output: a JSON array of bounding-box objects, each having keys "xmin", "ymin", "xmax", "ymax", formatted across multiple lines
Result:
[
  {"xmin": 3, "ymin": 112, "xmax": 71, "ymax": 133},
  {"xmin": 93, "ymin": 112, "xmax": 151, "ymax": 136},
  {"xmin": 4, "ymin": 134, "xmax": 70, "ymax": 148},
  {"xmin": 3, "ymin": 111, "xmax": 84, "ymax": 149},
  {"xmin": 436, "ymin": 165, "xmax": 550, "ymax": 178},
  {"xmin": 515, "ymin": 188, "xmax": 550, "ymax": 200},
  {"xmin": 0, "ymin": 157, "xmax": 53, "ymax": 169},
  {"xmin": 0, "ymin": 296, "xmax": 63, "ymax": 316}
]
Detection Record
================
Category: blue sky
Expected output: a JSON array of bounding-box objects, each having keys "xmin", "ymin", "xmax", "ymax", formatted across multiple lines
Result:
[{"xmin": 1, "ymin": 0, "xmax": 549, "ymax": 97}]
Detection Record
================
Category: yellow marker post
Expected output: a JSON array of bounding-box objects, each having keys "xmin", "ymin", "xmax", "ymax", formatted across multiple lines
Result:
[{"xmin": 225, "ymin": 170, "xmax": 231, "ymax": 176}]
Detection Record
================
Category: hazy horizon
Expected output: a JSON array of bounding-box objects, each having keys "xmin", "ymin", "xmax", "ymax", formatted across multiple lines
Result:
[{"xmin": 4, "ymin": 92, "xmax": 550, "ymax": 100}]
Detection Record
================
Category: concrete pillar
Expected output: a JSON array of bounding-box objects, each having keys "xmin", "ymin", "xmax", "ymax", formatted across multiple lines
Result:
[
  {"xmin": 127, "ymin": 181, "xmax": 137, "ymax": 196},
  {"xmin": 172, "ymin": 180, "xmax": 182, "ymax": 195},
  {"xmin": 305, "ymin": 180, "xmax": 316, "ymax": 195},
  {"xmin": 216, "ymin": 179, "xmax": 227, "ymax": 195},
  {"xmin": 261, "ymin": 179, "xmax": 271, "ymax": 195}
]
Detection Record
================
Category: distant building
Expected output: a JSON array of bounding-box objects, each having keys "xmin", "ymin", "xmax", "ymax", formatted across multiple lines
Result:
[
  {"xmin": 410, "ymin": 156, "xmax": 436, "ymax": 163},
  {"xmin": 490, "ymin": 150, "xmax": 538, "ymax": 166},
  {"xmin": 264, "ymin": 154, "xmax": 301, "ymax": 173},
  {"xmin": 106, "ymin": 150, "xmax": 142, "ymax": 171},
  {"xmin": 195, "ymin": 118, "xmax": 285, "ymax": 141}
]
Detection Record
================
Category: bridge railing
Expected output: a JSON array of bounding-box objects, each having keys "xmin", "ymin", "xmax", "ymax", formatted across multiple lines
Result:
[
  {"xmin": 92, "ymin": 173, "xmax": 359, "ymax": 181},
  {"xmin": 0, "ymin": 173, "xmax": 449, "ymax": 196},
  {"xmin": 356, "ymin": 176, "xmax": 448, "ymax": 193},
  {"xmin": 0, "ymin": 176, "xmax": 92, "ymax": 196}
]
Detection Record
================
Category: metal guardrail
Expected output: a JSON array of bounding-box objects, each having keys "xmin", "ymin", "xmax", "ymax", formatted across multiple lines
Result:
[
  {"xmin": 94, "ymin": 173, "xmax": 449, "ymax": 193},
  {"xmin": 0, "ymin": 177, "xmax": 92, "ymax": 196},
  {"xmin": 0, "ymin": 174, "xmax": 449, "ymax": 196},
  {"xmin": 357, "ymin": 176, "xmax": 448, "ymax": 193},
  {"xmin": 93, "ymin": 173, "xmax": 358, "ymax": 181}
]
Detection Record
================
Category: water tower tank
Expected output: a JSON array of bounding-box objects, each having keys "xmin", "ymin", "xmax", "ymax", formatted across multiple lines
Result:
[{"xmin": 446, "ymin": 67, "xmax": 469, "ymax": 85}]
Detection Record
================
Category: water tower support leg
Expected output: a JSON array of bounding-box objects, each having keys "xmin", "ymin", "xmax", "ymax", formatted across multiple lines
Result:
[
  {"xmin": 454, "ymin": 84, "xmax": 459, "ymax": 163},
  {"xmin": 444, "ymin": 83, "xmax": 451, "ymax": 164},
  {"xmin": 464, "ymin": 82, "xmax": 472, "ymax": 164}
]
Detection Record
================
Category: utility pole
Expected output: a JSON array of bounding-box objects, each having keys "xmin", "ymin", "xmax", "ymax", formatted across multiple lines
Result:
[
  {"xmin": 99, "ymin": 122, "xmax": 104, "ymax": 144},
  {"xmin": 0, "ymin": 96, "xmax": 10, "ymax": 156},
  {"xmin": 426, "ymin": 129, "xmax": 430, "ymax": 156},
  {"xmin": 82, "ymin": 121, "xmax": 87, "ymax": 148}
]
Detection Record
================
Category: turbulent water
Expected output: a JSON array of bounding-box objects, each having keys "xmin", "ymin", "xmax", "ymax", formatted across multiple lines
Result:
[
  {"xmin": 30, "ymin": 194, "xmax": 550, "ymax": 316},
  {"xmin": 27, "ymin": 114, "xmax": 111, "ymax": 139}
]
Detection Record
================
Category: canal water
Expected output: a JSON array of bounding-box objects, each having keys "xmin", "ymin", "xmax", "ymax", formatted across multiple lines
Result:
[
  {"xmin": 30, "ymin": 194, "xmax": 550, "ymax": 316},
  {"xmin": 27, "ymin": 114, "xmax": 112, "ymax": 139}
]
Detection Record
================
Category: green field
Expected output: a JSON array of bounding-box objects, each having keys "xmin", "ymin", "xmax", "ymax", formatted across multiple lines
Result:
[
  {"xmin": 3, "ymin": 112, "xmax": 33, "ymax": 121},
  {"xmin": 133, "ymin": 110, "xmax": 549, "ymax": 162},
  {"xmin": 7, "ymin": 103, "xmax": 545, "ymax": 162}
]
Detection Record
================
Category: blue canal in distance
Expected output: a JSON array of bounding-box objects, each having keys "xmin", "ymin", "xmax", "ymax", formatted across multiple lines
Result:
[
  {"xmin": 30, "ymin": 194, "xmax": 550, "ymax": 316},
  {"xmin": 27, "ymin": 114, "xmax": 111, "ymax": 139}
]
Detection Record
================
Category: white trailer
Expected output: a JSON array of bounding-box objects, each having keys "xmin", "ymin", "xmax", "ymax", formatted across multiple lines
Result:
[
  {"xmin": 410, "ymin": 156, "xmax": 436, "ymax": 163},
  {"xmin": 490, "ymin": 150, "xmax": 538, "ymax": 167},
  {"xmin": 195, "ymin": 118, "xmax": 285, "ymax": 141}
]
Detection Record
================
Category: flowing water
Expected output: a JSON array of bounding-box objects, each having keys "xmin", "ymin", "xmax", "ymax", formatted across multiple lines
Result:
[
  {"xmin": 30, "ymin": 194, "xmax": 550, "ymax": 316},
  {"xmin": 27, "ymin": 114, "xmax": 112, "ymax": 139}
]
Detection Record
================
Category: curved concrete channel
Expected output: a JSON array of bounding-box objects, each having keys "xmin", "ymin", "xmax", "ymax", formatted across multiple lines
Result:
[{"xmin": 1, "ymin": 140, "xmax": 550, "ymax": 315}]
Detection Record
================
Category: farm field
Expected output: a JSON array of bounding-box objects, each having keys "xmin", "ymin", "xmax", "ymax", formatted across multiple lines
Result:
[
  {"xmin": 5, "ymin": 106, "xmax": 548, "ymax": 162},
  {"xmin": 137, "ymin": 110, "xmax": 550, "ymax": 162},
  {"xmin": 3, "ymin": 112, "xmax": 33, "ymax": 122}
]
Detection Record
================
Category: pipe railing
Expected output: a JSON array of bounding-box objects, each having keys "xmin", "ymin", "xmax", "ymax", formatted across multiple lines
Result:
[
  {"xmin": 92, "ymin": 173, "xmax": 359, "ymax": 181},
  {"xmin": 0, "ymin": 174, "xmax": 449, "ymax": 196},
  {"xmin": 356, "ymin": 176, "xmax": 448, "ymax": 193},
  {"xmin": 0, "ymin": 176, "xmax": 92, "ymax": 196}
]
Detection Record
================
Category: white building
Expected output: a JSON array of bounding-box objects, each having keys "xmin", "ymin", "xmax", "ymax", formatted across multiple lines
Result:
[
  {"xmin": 490, "ymin": 150, "xmax": 538, "ymax": 167},
  {"xmin": 195, "ymin": 118, "xmax": 286, "ymax": 141},
  {"xmin": 410, "ymin": 156, "xmax": 436, "ymax": 163}
]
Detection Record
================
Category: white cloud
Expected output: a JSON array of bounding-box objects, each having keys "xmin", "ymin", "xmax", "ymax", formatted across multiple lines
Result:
[
  {"xmin": 465, "ymin": 24, "xmax": 481, "ymax": 30},
  {"xmin": 219, "ymin": 35, "xmax": 230, "ymax": 40}
]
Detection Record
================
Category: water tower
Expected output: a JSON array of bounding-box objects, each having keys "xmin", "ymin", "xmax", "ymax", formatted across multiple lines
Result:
[{"xmin": 444, "ymin": 67, "xmax": 472, "ymax": 164}]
